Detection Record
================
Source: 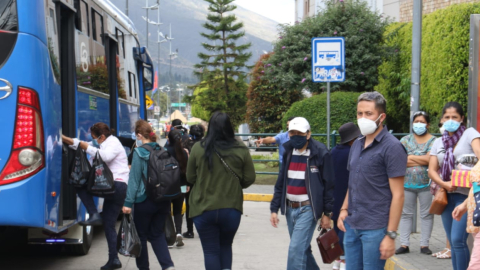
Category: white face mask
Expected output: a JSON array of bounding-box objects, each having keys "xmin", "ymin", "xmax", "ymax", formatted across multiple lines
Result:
[
  {"xmin": 439, "ymin": 126, "xmax": 446, "ymax": 134},
  {"xmin": 357, "ymin": 114, "xmax": 383, "ymax": 136}
]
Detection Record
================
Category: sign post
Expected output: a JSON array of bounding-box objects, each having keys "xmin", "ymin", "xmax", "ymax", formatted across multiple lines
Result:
[{"xmin": 311, "ymin": 37, "xmax": 345, "ymax": 148}]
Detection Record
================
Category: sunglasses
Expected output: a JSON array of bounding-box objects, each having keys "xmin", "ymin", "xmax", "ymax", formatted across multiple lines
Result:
[{"xmin": 413, "ymin": 111, "xmax": 427, "ymax": 117}]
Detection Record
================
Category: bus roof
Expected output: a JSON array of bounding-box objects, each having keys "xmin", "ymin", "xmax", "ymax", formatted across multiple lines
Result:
[{"xmin": 93, "ymin": 0, "xmax": 138, "ymax": 37}]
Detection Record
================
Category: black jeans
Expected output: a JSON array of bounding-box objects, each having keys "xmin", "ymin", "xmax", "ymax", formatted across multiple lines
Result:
[
  {"xmin": 171, "ymin": 194, "xmax": 185, "ymax": 235},
  {"xmin": 185, "ymin": 191, "xmax": 194, "ymax": 233},
  {"xmin": 134, "ymin": 198, "xmax": 174, "ymax": 270},
  {"xmin": 76, "ymin": 181, "xmax": 127, "ymax": 259}
]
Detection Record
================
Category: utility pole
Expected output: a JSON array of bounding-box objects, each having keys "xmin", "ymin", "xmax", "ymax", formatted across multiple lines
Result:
[
  {"xmin": 166, "ymin": 23, "xmax": 177, "ymax": 115},
  {"xmin": 142, "ymin": 0, "xmax": 159, "ymax": 119},
  {"xmin": 410, "ymin": 0, "xmax": 422, "ymax": 233},
  {"xmin": 125, "ymin": 0, "xmax": 128, "ymax": 16}
]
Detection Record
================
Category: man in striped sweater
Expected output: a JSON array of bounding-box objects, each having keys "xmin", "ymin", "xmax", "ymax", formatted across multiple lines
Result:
[{"xmin": 270, "ymin": 117, "xmax": 335, "ymax": 270}]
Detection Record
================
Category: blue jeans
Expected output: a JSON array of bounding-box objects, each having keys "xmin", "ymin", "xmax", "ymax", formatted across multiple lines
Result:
[
  {"xmin": 193, "ymin": 208, "xmax": 241, "ymax": 270},
  {"xmin": 441, "ymin": 193, "xmax": 469, "ymax": 270},
  {"xmin": 285, "ymin": 205, "xmax": 319, "ymax": 270},
  {"xmin": 344, "ymin": 222, "xmax": 387, "ymax": 270}
]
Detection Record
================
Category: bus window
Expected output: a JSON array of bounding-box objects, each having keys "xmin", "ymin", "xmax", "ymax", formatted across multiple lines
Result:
[
  {"xmin": 143, "ymin": 64, "xmax": 153, "ymax": 91},
  {"xmin": 91, "ymin": 9, "xmax": 103, "ymax": 45},
  {"xmin": 116, "ymin": 28, "xmax": 125, "ymax": 58},
  {"xmin": 78, "ymin": 0, "xmax": 89, "ymax": 36},
  {"xmin": 0, "ymin": 0, "xmax": 18, "ymax": 31},
  {"xmin": 128, "ymin": 71, "xmax": 137, "ymax": 99},
  {"xmin": 45, "ymin": 7, "xmax": 60, "ymax": 84}
]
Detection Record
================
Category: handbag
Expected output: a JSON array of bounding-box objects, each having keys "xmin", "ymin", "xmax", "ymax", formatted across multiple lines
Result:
[
  {"xmin": 214, "ymin": 148, "xmax": 241, "ymax": 181},
  {"xmin": 164, "ymin": 214, "xmax": 176, "ymax": 246},
  {"xmin": 117, "ymin": 214, "xmax": 142, "ymax": 258},
  {"xmin": 429, "ymin": 187, "xmax": 448, "ymax": 215},
  {"xmin": 87, "ymin": 152, "xmax": 115, "ymax": 197},
  {"xmin": 317, "ymin": 227, "xmax": 343, "ymax": 264}
]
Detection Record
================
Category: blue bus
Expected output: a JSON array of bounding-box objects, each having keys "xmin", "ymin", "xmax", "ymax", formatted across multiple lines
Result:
[{"xmin": 0, "ymin": 0, "xmax": 153, "ymax": 254}]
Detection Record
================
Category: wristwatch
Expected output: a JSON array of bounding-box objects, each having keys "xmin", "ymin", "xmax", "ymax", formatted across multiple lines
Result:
[
  {"xmin": 385, "ymin": 231, "xmax": 397, "ymax": 239},
  {"xmin": 323, "ymin": 212, "xmax": 333, "ymax": 218}
]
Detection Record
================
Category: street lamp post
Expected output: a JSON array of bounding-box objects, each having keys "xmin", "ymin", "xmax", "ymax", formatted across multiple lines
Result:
[{"xmin": 165, "ymin": 23, "xmax": 177, "ymax": 115}]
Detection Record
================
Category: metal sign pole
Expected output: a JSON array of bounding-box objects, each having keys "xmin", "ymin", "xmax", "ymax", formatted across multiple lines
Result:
[{"xmin": 327, "ymin": 82, "xmax": 331, "ymax": 149}]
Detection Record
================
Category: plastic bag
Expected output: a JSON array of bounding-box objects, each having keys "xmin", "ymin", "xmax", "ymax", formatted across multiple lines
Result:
[
  {"xmin": 69, "ymin": 147, "xmax": 91, "ymax": 187},
  {"xmin": 165, "ymin": 214, "xmax": 176, "ymax": 246},
  {"xmin": 117, "ymin": 214, "xmax": 142, "ymax": 258},
  {"xmin": 87, "ymin": 152, "xmax": 115, "ymax": 197}
]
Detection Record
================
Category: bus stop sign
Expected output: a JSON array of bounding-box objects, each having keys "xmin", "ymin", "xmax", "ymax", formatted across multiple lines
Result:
[{"xmin": 311, "ymin": 37, "xmax": 345, "ymax": 82}]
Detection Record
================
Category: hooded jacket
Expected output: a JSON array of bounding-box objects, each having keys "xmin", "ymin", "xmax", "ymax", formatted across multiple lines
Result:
[
  {"xmin": 270, "ymin": 138, "xmax": 335, "ymax": 221},
  {"xmin": 124, "ymin": 142, "xmax": 156, "ymax": 208}
]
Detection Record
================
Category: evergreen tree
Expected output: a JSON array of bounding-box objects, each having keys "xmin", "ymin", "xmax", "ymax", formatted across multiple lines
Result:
[{"xmin": 190, "ymin": 0, "xmax": 252, "ymax": 126}]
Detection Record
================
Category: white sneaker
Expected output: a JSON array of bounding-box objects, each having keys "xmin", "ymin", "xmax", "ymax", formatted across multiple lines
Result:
[
  {"xmin": 176, "ymin": 233, "xmax": 184, "ymax": 247},
  {"xmin": 340, "ymin": 260, "xmax": 346, "ymax": 270},
  {"xmin": 332, "ymin": 259, "xmax": 341, "ymax": 270}
]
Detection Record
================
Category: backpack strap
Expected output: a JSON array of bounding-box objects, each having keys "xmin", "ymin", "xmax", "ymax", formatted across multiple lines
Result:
[{"xmin": 138, "ymin": 144, "xmax": 156, "ymax": 190}]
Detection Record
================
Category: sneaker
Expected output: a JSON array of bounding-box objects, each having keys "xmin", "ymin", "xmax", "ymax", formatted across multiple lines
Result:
[
  {"xmin": 183, "ymin": 231, "xmax": 194, "ymax": 238},
  {"xmin": 339, "ymin": 260, "xmax": 346, "ymax": 270},
  {"xmin": 176, "ymin": 234, "xmax": 184, "ymax": 247},
  {"xmin": 332, "ymin": 259, "xmax": 341, "ymax": 270},
  {"xmin": 395, "ymin": 246, "xmax": 409, "ymax": 254},
  {"xmin": 421, "ymin": 247, "xmax": 432, "ymax": 255}
]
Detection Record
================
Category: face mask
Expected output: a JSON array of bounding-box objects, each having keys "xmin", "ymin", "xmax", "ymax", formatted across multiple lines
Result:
[
  {"xmin": 136, "ymin": 139, "xmax": 143, "ymax": 147},
  {"xmin": 413, "ymin": 123, "xmax": 427, "ymax": 136},
  {"xmin": 443, "ymin": 119, "xmax": 461, "ymax": 133},
  {"xmin": 439, "ymin": 126, "xmax": 446, "ymax": 134},
  {"xmin": 92, "ymin": 139, "xmax": 99, "ymax": 147},
  {"xmin": 357, "ymin": 114, "xmax": 382, "ymax": 136},
  {"xmin": 290, "ymin": 135, "xmax": 308, "ymax": 149}
]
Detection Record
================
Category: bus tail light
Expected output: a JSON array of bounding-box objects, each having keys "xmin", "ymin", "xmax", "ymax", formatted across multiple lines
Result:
[{"xmin": 0, "ymin": 87, "xmax": 45, "ymax": 185}]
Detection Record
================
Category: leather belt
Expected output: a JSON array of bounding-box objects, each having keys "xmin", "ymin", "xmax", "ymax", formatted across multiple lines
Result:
[{"xmin": 287, "ymin": 200, "xmax": 310, "ymax": 209}]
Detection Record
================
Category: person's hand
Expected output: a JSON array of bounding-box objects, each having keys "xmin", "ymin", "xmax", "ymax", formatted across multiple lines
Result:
[
  {"xmin": 187, "ymin": 186, "xmax": 191, "ymax": 192},
  {"xmin": 337, "ymin": 209, "xmax": 348, "ymax": 232},
  {"xmin": 270, "ymin": 212, "xmax": 279, "ymax": 228},
  {"xmin": 442, "ymin": 181, "xmax": 457, "ymax": 192},
  {"xmin": 321, "ymin": 215, "xmax": 332, "ymax": 229},
  {"xmin": 379, "ymin": 236, "xmax": 395, "ymax": 260},
  {"xmin": 122, "ymin": 206, "xmax": 132, "ymax": 214},
  {"xmin": 452, "ymin": 201, "xmax": 468, "ymax": 221},
  {"xmin": 255, "ymin": 138, "xmax": 264, "ymax": 147}
]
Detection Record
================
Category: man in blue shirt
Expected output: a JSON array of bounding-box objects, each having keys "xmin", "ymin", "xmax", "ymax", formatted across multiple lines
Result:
[
  {"xmin": 255, "ymin": 117, "xmax": 296, "ymax": 168},
  {"xmin": 337, "ymin": 91, "xmax": 407, "ymax": 270}
]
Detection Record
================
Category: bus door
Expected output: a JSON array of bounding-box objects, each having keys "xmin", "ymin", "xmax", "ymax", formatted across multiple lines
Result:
[{"xmin": 133, "ymin": 47, "xmax": 154, "ymax": 120}]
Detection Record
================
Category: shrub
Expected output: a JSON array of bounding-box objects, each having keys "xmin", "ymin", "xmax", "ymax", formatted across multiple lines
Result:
[{"xmin": 282, "ymin": 92, "xmax": 359, "ymax": 145}]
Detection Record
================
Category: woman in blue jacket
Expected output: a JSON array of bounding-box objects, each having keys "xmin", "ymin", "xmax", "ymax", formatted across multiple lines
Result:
[{"xmin": 122, "ymin": 120, "xmax": 175, "ymax": 270}]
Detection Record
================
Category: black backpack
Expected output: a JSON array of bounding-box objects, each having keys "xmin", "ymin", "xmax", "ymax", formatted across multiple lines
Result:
[{"xmin": 140, "ymin": 144, "xmax": 182, "ymax": 202}]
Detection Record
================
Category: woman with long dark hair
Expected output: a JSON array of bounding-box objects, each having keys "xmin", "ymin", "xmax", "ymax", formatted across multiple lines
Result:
[
  {"xmin": 186, "ymin": 112, "xmax": 256, "ymax": 270},
  {"xmin": 62, "ymin": 122, "xmax": 129, "ymax": 270},
  {"xmin": 165, "ymin": 129, "xmax": 189, "ymax": 247},
  {"xmin": 183, "ymin": 124, "xmax": 205, "ymax": 239}
]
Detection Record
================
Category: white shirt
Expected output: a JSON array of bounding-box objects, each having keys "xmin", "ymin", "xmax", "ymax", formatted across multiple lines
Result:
[{"xmin": 85, "ymin": 136, "xmax": 130, "ymax": 184}]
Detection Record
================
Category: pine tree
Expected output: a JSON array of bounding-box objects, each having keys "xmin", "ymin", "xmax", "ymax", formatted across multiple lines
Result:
[{"xmin": 190, "ymin": 0, "xmax": 252, "ymax": 126}]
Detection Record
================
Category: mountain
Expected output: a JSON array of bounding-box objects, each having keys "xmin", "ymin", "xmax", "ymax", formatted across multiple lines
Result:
[{"xmin": 110, "ymin": 0, "xmax": 280, "ymax": 82}]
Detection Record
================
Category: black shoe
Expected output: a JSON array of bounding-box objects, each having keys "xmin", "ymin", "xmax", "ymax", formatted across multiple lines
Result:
[
  {"xmin": 183, "ymin": 231, "xmax": 194, "ymax": 238},
  {"xmin": 395, "ymin": 246, "xmax": 409, "ymax": 255},
  {"xmin": 421, "ymin": 247, "xmax": 432, "ymax": 255},
  {"xmin": 79, "ymin": 213, "xmax": 103, "ymax": 226},
  {"xmin": 100, "ymin": 258, "xmax": 122, "ymax": 270}
]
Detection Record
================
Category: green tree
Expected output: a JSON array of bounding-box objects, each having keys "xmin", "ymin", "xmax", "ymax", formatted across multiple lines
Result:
[
  {"xmin": 192, "ymin": 0, "xmax": 252, "ymax": 126},
  {"xmin": 264, "ymin": 0, "xmax": 390, "ymax": 94},
  {"xmin": 152, "ymin": 91, "xmax": 168, "ymax": 117}
]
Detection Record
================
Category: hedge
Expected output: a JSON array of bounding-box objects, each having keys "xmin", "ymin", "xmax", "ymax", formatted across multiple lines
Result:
[
  {"xmin": 282, "ymin": 92, "xmax": 359, "ymax": 144},
  {"xmin": 376, "ymin": 3, "xmax": 480, "ymax": 132}
]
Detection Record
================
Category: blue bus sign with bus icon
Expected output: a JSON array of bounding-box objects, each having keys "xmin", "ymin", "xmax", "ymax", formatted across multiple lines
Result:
[{"xmin": 311, "ymin": 37, "xmax": 345, "ymax": 82}]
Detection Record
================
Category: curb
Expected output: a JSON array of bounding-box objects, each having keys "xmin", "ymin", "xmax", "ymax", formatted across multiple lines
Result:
[
  {"xmin": 385, "ymin": 255, "xmax": 415, "ymax": 270},
  {"xmin": 243, "ymin": 193, "xmax": 273, "ymax": 202}
]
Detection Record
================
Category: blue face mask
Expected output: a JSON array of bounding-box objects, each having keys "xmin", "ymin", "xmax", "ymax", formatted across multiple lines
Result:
[
  {"xmin": 443, "ymin": 120, "xmax": 461, "ymax": 133},
  {"xmin": 136, "ymin": 139, "xmax": 143, "ymax": 147},
  {"xmin": 412, "ymin": 123, "xmax": 427, "ymax": 136},
  {"xmin": 290, "ymin": 135, "xmax": 308, "ymax": 149},
  {"xmin": 92, "ymin": 138, "xmax": 99, "ymax": 147}
]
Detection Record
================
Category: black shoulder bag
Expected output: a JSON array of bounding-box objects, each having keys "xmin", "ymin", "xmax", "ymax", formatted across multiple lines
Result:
[{"xmin": 214, "ymin": 148, "xmax": 241, "ymax": 181}]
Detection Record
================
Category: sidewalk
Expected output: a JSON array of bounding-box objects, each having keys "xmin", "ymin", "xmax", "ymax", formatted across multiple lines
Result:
[{"xmin": 244, "ymin": 185, "xmax": 456, "ymax": 270}]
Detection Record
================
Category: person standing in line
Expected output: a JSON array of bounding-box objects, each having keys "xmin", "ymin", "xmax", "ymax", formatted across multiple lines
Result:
[
  {"xmin": 164, "ymin": 129, "xmax": 189, "ymax": 248},
  {"xmin": 255, "ymin": 116, "xmax": 296, "ymax": 168},
  {"xmin": 395, "ymin": 111, "xmax": 436, "ymax": 256},
  {"xmin": 428, "ymin": 101, "xmax": 480, "ymax": 270},
  {"xmin": 330, "ymin": 122, "xmax": 361, "ymax": 270},
  {"xmin": 186, "ymin": 112, "xmax": 256, "ymax": 270},
  {"xmin": 337, "ymin": 91, "xmax": 407, "ymax": 270},
  {"xmin": 183, "ymin": 124, "xmax": 205, "ymax": 239},
  {"xmin": 165, "ymin": 122, "xmax": 172, "ymax": 138},
  {"xmin": 62, "ymin": 123, "xmax": 129, "ymax": 270},
  {"xmin": 270, "ymin": 117, "xmax": 335, "ymax": 270},
  {"xmin": 123, "ymin": 120, "xmax": 175, "ymax": 270}
]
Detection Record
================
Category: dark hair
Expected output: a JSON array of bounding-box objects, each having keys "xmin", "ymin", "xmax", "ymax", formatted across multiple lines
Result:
[
  {"xmin": 442, "ymin": 102, "xmax": 465, "ymax": 118},
  {"xmin": 187, "ymin": 125, "xmax": 205, "ymax": 152},
  {"xmin": 287, "ymin": 116, "xmax": 296, "ymax": 122},
  {"xmin": 168, "ymin": 129, "xmax": 187, "ymax": 174},
  {"xmin": 412, "ymin": 111, "xmax": 430, "ymax": 123},
  {"xmin": 358, "ymin": 91, "xmax": 387, "ymax": 114},
  {"xmin": 90, "ymin": 122, "xmax": 113, "ymax": 139},
  {"xmin": 135, "ymin": 119, "xmax": 157, "ymax": 142},
  {"xmin": 201, "ymin": 112, "xmax": 240, "ymax": 170},
  {"xmin": 171, "ymin": 119, "xmax": 183, "ymax": 128}
]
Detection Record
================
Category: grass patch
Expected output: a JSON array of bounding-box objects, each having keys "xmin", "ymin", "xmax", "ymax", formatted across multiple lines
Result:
[{"xmin": 254, "ymin": 163, "xmax": 279, "ymax": 185}]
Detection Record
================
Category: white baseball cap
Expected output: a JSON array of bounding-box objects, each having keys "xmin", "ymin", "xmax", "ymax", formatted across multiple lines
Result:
[{"xmin": 288, "ymin": 117, "xmax": 310, "ymax": 133}]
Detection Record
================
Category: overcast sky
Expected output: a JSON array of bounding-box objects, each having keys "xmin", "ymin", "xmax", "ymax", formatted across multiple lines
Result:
[{"xmin": 235, "ymin": 0, "xmax": 295, "ymax": 25}]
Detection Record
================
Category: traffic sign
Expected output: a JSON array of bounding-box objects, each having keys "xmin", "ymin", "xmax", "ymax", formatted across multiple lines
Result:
[
  {"xmin": 311, "ymin": 37, "xmax": 345, "ymax": 82},
  {"xmin": 171, "ymin": 103, "xmax": 186, "ymax": 107},
  {"xmin": 154, "ymin": 106, "xmax": 160, "ymax": 113},
  {"xmin": 145, "ymin": 95, "xmax": 153, "ymax": 109}
]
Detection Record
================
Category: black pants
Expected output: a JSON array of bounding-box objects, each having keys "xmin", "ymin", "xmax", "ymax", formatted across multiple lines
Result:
[
  {"xmin": 134, "ymin": 198, "xmax": 174, "ymax": 270},
  {"xmin": 171, "ymin": 194, "xmax": 185, "ymax": 235},
  {"xmin": 185, "ymin": 191, "xmax": 194, "ymax": 233},
  {"xmin": 76, "ymin": 181, "xmax": 127, "ymax": 259}
]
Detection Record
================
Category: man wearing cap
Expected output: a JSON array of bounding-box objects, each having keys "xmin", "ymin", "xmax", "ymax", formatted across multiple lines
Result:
[
  {"xmin": 270, "ymin": 117, "xmax": 335, "ymax": 270},
  {"xmin": 330, "ymin": 122, "xmax": 361, "ymax": 270}
]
